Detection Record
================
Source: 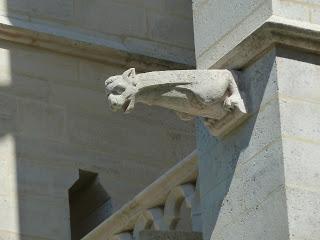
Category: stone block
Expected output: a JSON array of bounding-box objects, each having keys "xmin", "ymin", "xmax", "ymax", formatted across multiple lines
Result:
[
  {"xmin": 200, "ymin": 140, "xmax": 284, "ymax": 233},
  {"xmin": 241, "ymin": 49, "xmax": 278, "ymax": 112},
  {"xmin": 16, "ymin": 98, "xmax": 65, "ymax": 141},
  {"xmin": 0, "ymin": 0, "xmax": 195, "ymax": 65},
  {"xmin": 282, "ymin": 138, "xmax": 320, "ymax": 191},
  {"xmin": 147, "ymin": 13, "xmax": 194, "ymax": 49},
  {"xmin": 210, "ymin": 188, "xmax": 289, "ymax": 240},
  {"xmin": 7, "ymin": 0, "xmax": 74, "ymax": 21},
  {"xmin": 279, "ymin": 98, "xmax": 320, "ymax": 141},
  {"xmin": 78, "ymin": 60, "xmax": 124, "ymax": 91},
  {"xmin": 193, "ymin": 0, "xmax": 320, "ymax": 69},
  {"xmin": 74, "ymin": 0, "xmax": 147, "ymax": 37},
  {"xmin": 276, "ymin": 49, "xmax": 320, "ymax": 102},
  {"xmin": 65, "ymin": 110, "xmax": 187, "ymax": 163},
  {"xmin": 311, "ymin": 4, "xmax": 320, "ymax": 24},
  {"xmin": 144, "ymin": 0, "xmax": 193, "ymax": 18},
  {"xmin": 0, "ymin": 135, "xmax": 17, "ymax": 196},
  {"xmin": 0, "ymin": 48, "xmax": 12, "ymax": 87},
  {"xmin": 15, "ymin": 158, "xmax": 76, "ymax": 196},
  {"xmin": 193, "ymin": 0, "xmax": 272, "ymax": 66},
  {"xmin": 0, "ymin": 192, "xmax": 70, "ymax": 239},
  {"xmin": 0, "ymin": 195, "xmax": 20, "ymax": 233},
  {"xmin": 0, "ymin": 94, "xmax": 18, "ymax": 134},
  {"xmin": 9, "ymin": 45, "xmax": 78, "ymax": 85},
  {"xmin": 286, "ymin": 187, "xmax": 320, "ymax": 240},
  {"xmin": 124, "ymin": 37, "xmax": 195, "ymax": 65},
  {"xmin": 0, "ymin": 73, "xmax": 50, "ymax": 101},
  {"xmin": 273, "ymin": 0, "xmax": 310, "ymax": 23},
  {"xmin": 14, "ymin": 194, "xmax": 70, "ymax": 239},
  {"xmin": 198, "ymin": 95, "xmax": 282, "ymax": 197},
  {"xmin": 49, "ymin": 83, "xmax": 107, "ymax": 117},
  {"xmin": 139, "ymin": 230, "xmax": 202, "ymax": 240}
]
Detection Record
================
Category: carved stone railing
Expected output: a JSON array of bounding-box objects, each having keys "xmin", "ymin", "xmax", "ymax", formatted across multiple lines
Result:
[{"xmin": 83, "ymin": 151, "xmax": 200, "ymax": 240}]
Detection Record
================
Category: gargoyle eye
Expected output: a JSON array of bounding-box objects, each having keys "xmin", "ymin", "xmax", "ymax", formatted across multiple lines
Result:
[{"xmin": 112, "ymin": 85, "xmax": 126, "ymax": 95}]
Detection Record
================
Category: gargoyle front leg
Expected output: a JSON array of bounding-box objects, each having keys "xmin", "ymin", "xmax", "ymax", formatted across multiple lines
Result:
[
  {"xmin": 203, "ymin": 117, "xmax": 217, "ymax": 129},
  {"xmin": 223, "ymin": 73, "xmax": 246, "ymax": 113},
  {"xmin": 176, "ymin": 111, "xmax": 194, "ymax": 121},
  {"xmin": 223, "ymin": 95, "xmax": 243, "ymax": 111}
]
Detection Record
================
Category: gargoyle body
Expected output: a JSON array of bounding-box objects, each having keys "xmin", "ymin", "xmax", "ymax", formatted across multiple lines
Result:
[{"xmin": 105, "ymin": 68, "xmax": 247, "ymax": 137}]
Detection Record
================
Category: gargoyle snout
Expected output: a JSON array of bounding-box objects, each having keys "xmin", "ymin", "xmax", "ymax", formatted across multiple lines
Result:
[{"xmin": 105, "ymin": 78, "xmax": 113, "ymax": 96}]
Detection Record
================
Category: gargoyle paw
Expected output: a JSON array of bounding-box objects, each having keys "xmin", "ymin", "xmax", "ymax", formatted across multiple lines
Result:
[
  {"xmin": 204, "ymin": 118, "xmax": 217, "ymax": 128},
  {"xmin": 223, "ymin": 95, "xmax": 240, "ymax": 111},
  {"xmin": 176, "ymin": 112, "xmax": 194, "ymax": 121}
]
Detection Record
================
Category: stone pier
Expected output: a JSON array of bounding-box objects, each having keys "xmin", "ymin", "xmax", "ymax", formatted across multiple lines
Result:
[{"xmin": 193, "ymin": 1, "xmax": 320, "ymax": 240}]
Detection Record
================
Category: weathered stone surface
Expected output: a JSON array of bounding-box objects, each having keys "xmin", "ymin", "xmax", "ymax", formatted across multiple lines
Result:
[
  {"xmin": 193, "ymin": 0, "xmax": 320, "ymax": 69},
  {"xmin": 8, "ymin": 0, "xmax": 74, "ymax": 21},
  {"xmin": 196, "ymin": 47, "xmax": 320, "ymax": 240},
  {"xmin": 147, "ymin": 14, "xmax": 194, "ymax": 49},
  {"xmin": 276, "ymin": 49, "xmax": 320, "ymax": 240},
  {"xmin": 276, "ymin": 48, "xmax": 320, "ymax": 102},
  {"xmin": 0, "ymin": 39, "xmax": 195, "ymax": 239},
  {"xmin": 105, "ymin": 68, "xmax": 248, "ymax": 137},
  {"xmin": 273, "ymin": 0, "xmax": 320, "ymax": 24},
  {"xmin": 196, "ymin": 49, "xmax": 286, "ymax": 240},
  {"xmin": 286, "ymin": 187, "xmax": 320, "ymax": 240},
  {"xmin": 139, "ymin": 230, "xmax": 202, "ymax": 240},
  {"xmin": 0, "ymin": 0, "xmax": 195, "ymax": 65},
  {"xmin": 193, "ymin": 0, "xmax": 272, "ymax": 68}
]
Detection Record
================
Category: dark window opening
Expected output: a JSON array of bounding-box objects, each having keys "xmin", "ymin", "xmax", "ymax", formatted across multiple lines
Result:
[{"xmin": 69, "ymin": 170, "xmax": 112, "ymax": 240}]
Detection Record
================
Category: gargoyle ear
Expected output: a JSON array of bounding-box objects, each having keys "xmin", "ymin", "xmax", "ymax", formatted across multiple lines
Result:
[{"xmin": 122, "ymin": 68, "xmax": 136, "ymax": 79}]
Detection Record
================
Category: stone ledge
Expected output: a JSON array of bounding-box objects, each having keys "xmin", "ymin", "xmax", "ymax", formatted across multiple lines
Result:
[
  {"xmin": 139, "ymin": 231, "xmax": 202, "ymax": 240},
  {"xmin": 200, "ymin": 16, "xmax": 320, "ymax": 69},
  {"xmin": 0, "ymin": 16, "xmax": 192, "ymax": 72}
]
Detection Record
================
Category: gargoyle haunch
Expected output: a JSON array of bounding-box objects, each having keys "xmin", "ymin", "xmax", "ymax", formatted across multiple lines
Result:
[{"xmin": 105, "ymin": 68, "xmax": 248, "ymax": 137}]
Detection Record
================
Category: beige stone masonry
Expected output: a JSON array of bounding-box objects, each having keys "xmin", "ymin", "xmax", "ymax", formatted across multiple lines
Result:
[
  {"xmin": 0, "ymin": 17, "xmax": 190, "ymax": 73},
  {"xmin": 199, "ymin": 16, "xmax": 320, "ymax": 69}
]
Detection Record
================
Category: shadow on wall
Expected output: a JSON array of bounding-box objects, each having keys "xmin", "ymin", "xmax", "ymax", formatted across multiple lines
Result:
[
  {"xmin": 69, "ymin": 170, "xmax": 112, "ymax": 240},
  {"xmin": 0, "ymin": 39, "xmax": 195, "ymax": 240},
  {"xmin": 0, "ymin": 1, "xmax": 196, "ymax": 240},
  {"xmin": 196, "ymin": 50, "xmax": 278, "ymax": 239}
]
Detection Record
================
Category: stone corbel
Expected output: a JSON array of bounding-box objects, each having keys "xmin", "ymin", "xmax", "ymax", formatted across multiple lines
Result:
[{"xmin": 105, "ymin": 68, "xmax": 248, "ymax": 137}]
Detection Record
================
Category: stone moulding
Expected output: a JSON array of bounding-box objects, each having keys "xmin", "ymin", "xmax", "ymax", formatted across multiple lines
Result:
[
  {"xmin": 210, "ymin": 15, "xmax": 320, "ymax": 69},
  {"xmin": 0, "ymin": 17, "xmax": 191, "ymax": 72},
  {"xmin": 105, "ymin": 68, "xmax": 248, "ymax": 137}
]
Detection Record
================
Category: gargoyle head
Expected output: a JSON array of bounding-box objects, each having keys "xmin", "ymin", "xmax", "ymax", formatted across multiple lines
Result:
[{"xmin": 105, "ymin": 68, "xmax": 138, "ymax": 113}]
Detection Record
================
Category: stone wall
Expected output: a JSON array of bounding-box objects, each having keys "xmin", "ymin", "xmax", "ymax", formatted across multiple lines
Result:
[
  {"xmin": 196, "ymin": 49, "xmax": 289, "ymax": 240},
  {"xmin": 196, "ymin": 47, "xmax": 320, "ymax": 240},
  {"xmin": 193, "ymin": 0, "xmax": 320, "ymax": 69},
  {"xmin": 273, "ymin": 0, "xmax": 320, "ymax": 23},
  {"xmin": 276, "ymin": 48, "xmax": 320, "ymax": 240},
  {"xmin": 0, "ymin": 39, "xmax": 195, "ymax": 239},
  {"xmin": 0, "ymin": 0, "xmax": 195, "ymax": 65},
  {"xmin": 193, "ymin": 0, "xmax": 272, "ymax": 68}
]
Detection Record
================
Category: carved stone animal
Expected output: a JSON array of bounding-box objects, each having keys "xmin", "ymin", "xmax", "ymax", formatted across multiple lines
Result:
[{"xmin": 105, "ymin": 68, "xmax": 247, "ymax": 136}]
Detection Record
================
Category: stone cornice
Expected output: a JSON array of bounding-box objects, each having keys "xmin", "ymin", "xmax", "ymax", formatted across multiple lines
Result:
[
  {"xmin": 208, "ymin": 16, "xmax": 320, "ymax": 70},
  {"xmin": 0, "ymin": 16, "xmax": 192, "ymax": 72}
]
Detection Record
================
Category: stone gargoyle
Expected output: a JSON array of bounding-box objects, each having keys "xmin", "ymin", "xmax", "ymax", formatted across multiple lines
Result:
[{"xmin": 105, "ymin": 68, "xmax": 248, "ymax": 137}]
